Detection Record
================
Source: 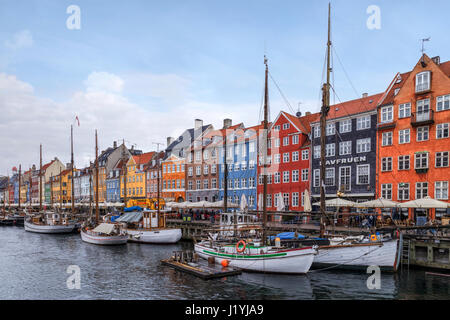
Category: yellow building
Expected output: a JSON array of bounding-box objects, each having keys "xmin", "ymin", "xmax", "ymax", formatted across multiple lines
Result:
[
  {"xmin": 50, "ymin": 174, "xmax": 61, "ymax": 205},
  {"xmin": 60, "ymin": 168, "xmax": 78, "ymax": 204},
  {"xmin": 121, "ymin": 152, "xmax": 154, "ymax": 202}
]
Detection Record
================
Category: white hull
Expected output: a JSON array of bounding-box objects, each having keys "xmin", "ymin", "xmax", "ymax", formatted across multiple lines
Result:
[
  {"xmin": 126, "ymin": 228, "xmax": 182, "ymax": 244},
  {"xmin": 313, "ymin": 237, "xmax": 402, "ymax": 271},
  {"xmin": 80, "ymin": 229, "xmax": 128, "ymax": 245},
  {"xmin": 195, "ymin": 242, "xmax": 316, "ymax": 274},
  {"xmin": 24, "ymin": 220, "xmax": 77, "ymax": 234}
]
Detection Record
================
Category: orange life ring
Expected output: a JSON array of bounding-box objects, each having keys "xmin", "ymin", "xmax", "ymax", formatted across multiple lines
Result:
[
  {"xmin": 236, "ymin": 240, "xmax": 246, "ymax": 253},
  {"xmin": 370, "ymin": 234, "xmax": 377, "ymax": 241}
]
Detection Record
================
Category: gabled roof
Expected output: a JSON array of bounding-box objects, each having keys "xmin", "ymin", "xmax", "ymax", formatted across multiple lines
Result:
[
  {"xmin": 132, "ymin": 151, "xmax": 155, "ymax": 165},
  {"xmin": 166, "ymin": 124, "xmax": 212, "ymax": 155},
  {"xmin": 42, "ymin": 159, "xmax": 57, "ymax": 172}
]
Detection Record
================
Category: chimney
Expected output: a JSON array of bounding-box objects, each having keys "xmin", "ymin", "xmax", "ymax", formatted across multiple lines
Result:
[
  {"xmin": 167, "ymin": 136, "xmax": 174, "ymax": 147},
  {"xmin": 305, "ymin": 112, "xmax": 311, "ymax": 116},
  {"xmin": 113, "ymin": 141, "xmax": 117, "ymax": 148},
  {"xmin": 431, "ymin": 56, "xmax": 440, "ymax": 65},
  {"xmin": 195, "ymin": 119, "xmax": 203, "ymax": 129},
  {"xmin": 362, "ymin": 93, "xmax": 368, "ymax": 98},
  {"xmin": 223, "ymin": 118, "xmax": 232, "ymax": 129}
]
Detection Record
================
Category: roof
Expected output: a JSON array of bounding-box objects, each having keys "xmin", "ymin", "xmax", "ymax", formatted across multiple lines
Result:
[
  {"xmin": 165, "ymin": 124, "xmax": 212, "ymax": 156},
  {"xmin": 312, "ymin": 93, "xmax": 383, "ymax": 123},
  {"xmin": 282, "ymin": 111, "xmax": 320, "ymax": 133},
  {"xmin": 41, "ymin": 160, "xmax": 56, "ymax": 172},
  {"xmin": 132, "ymin": 151, "xmax": 155, "ymax": 165}
]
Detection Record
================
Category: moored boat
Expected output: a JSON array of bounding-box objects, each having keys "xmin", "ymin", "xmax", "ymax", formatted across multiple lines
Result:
[
  {"xmin": 24, "ymin": 212, "xmax": 78, "ymax": 234},
  {"xmin": 80, "ymin": 223, "xmax": 128, "ymax": 245}
]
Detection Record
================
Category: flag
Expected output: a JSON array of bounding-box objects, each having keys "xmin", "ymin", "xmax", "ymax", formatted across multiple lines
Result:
[{"xmin": 75, "ymin": 116, "xmax": 80, "ymax": 126}]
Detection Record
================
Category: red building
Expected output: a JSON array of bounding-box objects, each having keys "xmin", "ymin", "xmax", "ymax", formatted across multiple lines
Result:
[
  {"xmin": 377, "ymin": 54, "xmax": 450, "ymax": 223},
  {"xmin": 145, "ymin": 151, "xmax": 165, "ymax": 200},
  {"xmin": 257, "ymin": 111, "xmax": 319, "ymax": 220}
]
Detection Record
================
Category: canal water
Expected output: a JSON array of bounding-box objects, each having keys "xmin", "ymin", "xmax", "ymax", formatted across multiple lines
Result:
[{"xmin": 0, "ymin": 226, "xmax": 449, "ymax": 300}]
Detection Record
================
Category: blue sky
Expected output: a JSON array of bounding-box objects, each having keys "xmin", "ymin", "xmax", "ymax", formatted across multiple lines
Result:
[{"xmin": 0, "ymin": 0, "xmax": 449, "ymax": 173}]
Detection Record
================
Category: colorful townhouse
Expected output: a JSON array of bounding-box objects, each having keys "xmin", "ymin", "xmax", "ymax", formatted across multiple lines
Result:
[
  {"xmin": 145, "ymin": 151, "xmax": 165, "ymax": 200},
  {"xmin": 163, "ymin": 119, "xmax": 212, "ymax": 202},
  {"xmin": 310, "ymin": 93, "xmax": 382, "ymax": 207},
  {"xmin": 121, "ymin": 151, "xmax": 154, "ymax": 202},
  {"xmin": 106, "ymin": 160, "xmax": 122, "ymax": 203},
  {"xmin": 218, "ymin": 121, "xmax": 259, "ymax": 210},
  {"xmin": 256, "ymin": 111, "xmax": 318, "ymax": 218},
  {"xmin": 377, "ymin": 54, "xmax": 450, "ymax": 223},
  {"xmin": 0, "ymin": 176, "xmax": 8, "ymax": 204},
  {"xmin": 60, "ymin": 167, "xmax": 77, "ymax": 204},
  {"xmin": 74, "ymin": 167, "xmax": 92, "ymax": 203}
]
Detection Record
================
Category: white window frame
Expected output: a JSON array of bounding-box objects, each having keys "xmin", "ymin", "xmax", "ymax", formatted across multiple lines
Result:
[
  {"xmin": 399, "ymin": 129, "xmax": 410, "ymax": 144},
  {"xmin": 415, "ymin": 71, "xmax": 430, "ymax": 93},
  {"xmin": 436, "ymin": 123, "xmax": 449, "ymax": 139},
  {"xmin": 339, "ymin": 166, "xmax": 351, "ymax": 191},
  {"xmin": 416, "ymin": 126, "xmax": 429, "ymax": 142},
  {"xmin": 380, "ymin": 105, "xmax": 393, "ymax": 123},
  {"xmin": 357, "ymin": 115, "xmax": 371, "ymax": 130},
  {"xmin": 437, "ymin": 94, "xmax": 450, "ymax": 112},
  {"xmin": 435, "ymin": 181, "xmax": 449, "ymax": 200},
  {"xmin": 356, "ymin": 138, "xmax": 371, "ymax": 153},
  {"xmin": 356, "ymin": 164, "xmax": 370, "ymax": 185},
  {"xmin": 340, "ymin": 119, "xmax": 352, "ymax": 133},
  {"xmin": 399, "ymin": 103, "xmax": 411, "ymax": 119}
]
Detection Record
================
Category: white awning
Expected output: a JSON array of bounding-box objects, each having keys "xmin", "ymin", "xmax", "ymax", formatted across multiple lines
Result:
[
  {"xmin": 92, "ymin": 223, "xmax": 116, "ymax": 235},
  {"xmin": 398, "ymin": 196, "xmax": 449, "ymax": 209},
  {"xmin": 312, "ymin": 198, "xmax": 357, "ymax": 207},
  {"xmin": 357, "ymin": 198, "xmax": 399, "ymax": 208}
]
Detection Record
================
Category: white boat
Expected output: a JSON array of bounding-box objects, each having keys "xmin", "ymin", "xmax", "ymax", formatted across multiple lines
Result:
[
  {"xmin": 80, "ymin": 223, "xmax": 128, "ymax": 245},
  {"xmin": 118, "ymin": 210, "xmax": 182, "ymax": 244},
  {"xmin": 24, "ymin": 212, "xmax": 78, "ymax": 234},
  {"xmin": 313, "ymin": 234, "xmax": 403, "ymax": 271},
  {"xmin": 194, "ymin": 240, "xmax": 317, "ymax": 274}
]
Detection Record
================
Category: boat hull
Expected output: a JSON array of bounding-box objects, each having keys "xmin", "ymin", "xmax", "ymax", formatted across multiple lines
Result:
[
  {"xmin": 80, "ymin": 229, "xmax": 128, "ymax": 245},
  {"xmin": 24, "ymin": 220, "xmax": 77, "ymax": 234},
  {"xmin": 194, "ymin": 243, "xmax": 316, "ymax": 274},
  {"xmin": 313, "ymin": 237, "xmax": 402, "ymax": 272},
  {"xmin": 126, "ymin": 228, "xmax": 182, "ymax": 244}
]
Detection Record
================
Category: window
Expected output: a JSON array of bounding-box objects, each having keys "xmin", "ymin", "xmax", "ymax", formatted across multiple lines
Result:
[
  {"xmin": 274, "ymin": 172, "xmax": 281, "ymax": 184},
  {"xmin": 274, "ymin": 125, "xmax": 280, "ymax": 131},
  {"xmin": 357, "ymin": 116, "xmax": 371, "ymax": 130},
  {"xmin": 415, "ymin": 71, "xmax": 430, "ymax": 92},
  {"xmin": 249, "ymin": 142, "xmax": 255, "ymax": 153},
  {"xmin": 249, "ymin": 177, "xmax": 255, "ymax": 188},
  {"xmin": 313, "ymin": 169, "xmax": 320, "ymax": 187},
  {"xmin": 241, "ymin": 178, "xmax": 247, "ymax": 188},
  {"xmin": 437, "ymin": 123, "xmax": 449, "ymax": 139},
  {"xmin": 382, "ymin": 132, "xmax": 393, "ymax": 146},
  {"xmin": 325, "ymin": 168, "xmax": 335, "ymax": 186},
  {"xmin": 437, "ymin": 94, "xmax": 450, "ymax": 111},
  {"xmin": 398, "ymin": 183, "xmax": 409, "ymax": 201},
  {"xmin": 283, "ymin": 123, "xmax": 290, "ymax": 130},
  {"xmin": 211, "ymin": 165, "xmax": 217, "ymax": 174},
  {"xmin": 314, "ymin": 126, "xmax": 320, "ymax": 138},
  {"xmin": 196, "ymin": 180, "xmax": 201, "ymax": 190},
  {"xmin": 234, "ymin": 179, "xmax": 239, "ymax": 189},
  {"xmin": 292, "ymin": 151, "xmax": 299, "ymax": 161},
  {"xmin": 326, "ymin": 123, "xmax": 335, "ymax": 136},
  {"xmin": 339, "ymin": 167, "xmax": 350, "ymax": 191},
  {"xmin": 357, "ymin": 138, "xmax": 371, "ymax": 153},
  {"xmin": 292, "ymin": 170, "xmax": 299, "ymax": 182},
  {"xmin": 398, "ymin": 155, "xmax": 410, "ymax": 170},
  {"xmin": 292, "ymin": 135, "xmax": 299, "ymax": 144},
  {"xmin": 301, "ymin": 169, "xmax": 309, "ymax": 181},
  {"xmin": 381, "ymin": 157, "xmax": 392, "ymax": 172},
  {"xmin": 381, "ymin": 184, "xmax": 392, "ymax": 200},
  {"xmin": 435, "ymin": 181, "xmax": 448, "ymax": 200},
  {"xmin": 274, "ymin": 154, "xmax": 281, "ymax": 164},
  {"xmin": 417, "ymin": 126, "xmax": 429, "ymax": 142},
  {"xmin": 381, "ymin": 105, "xmax": 393, "ymax": 123},
  {"xmin": 399, "ymin": 103, "xmax": 411, "ymax": 118},
  {"xmin": 399, "ymin": 129, "xmax": 410, "ymax": 144},
  {"xmin": 283, "ymin": 193, "xmax": 289, "ymax": 207},
  {"xmin": 436, "ymin": 151, "xmax": 449, "ymax": 168},
  {"xmin": 283, "ymin": 136, "xmax": 289, "ymax": 146},
  {"xmin": 195, "ymin": 166, "xmax": 201, "ymax": 176},
  {"xmin": 203, "ymin": 165, "xmax": 209, "ymax": 175},
  {"xmin": 283, "ymin": 171, "xmax": 290, "ymax": 183},
  {"xmin": 356, "ymin": 164, "xmax": 369, "ymax": 184},
  {"xmin": 266, "ymin": 194, "xmax": 272, "ymax": 207},
  {"xmin": 326, "ymin": 143, "xmax": 335, "ymax": 157},
  {"xmin": 415, "ymin": 152, "xmax": 429, "ymax": 169},
  {"xmin": 195, "ymin": 151, "xmax": 201, "ymax": 161},
  {"xmin": 339, "ymin": 141, "xmax": 351, "ymax": 155},
  {"xmin": 416, "ymin": 99, "xmax": 430, "ymax": 122},
  {"xmin": 211, "ymin": 178, "xmax": 217, "ymax": 189},
  {"xmin": 416, "ymin": 182, "xmax": 428, "ymax": 199},
  {"xmin": 241, "ymin": 144, "xmax": 246, "ymax": 157},
  {"xmin": 292, "ymin": 192, "xmax": 299, "ymax": 207},
  {"xmin": 274, "ymin": 138, "xmax": 280, "ymax": 148},
  {"xmin": 283, "ymin": 152, "xmax": 290, "ymax": 163},
  {"xmin": 339, "ymin": 119, "xmax": 352, "ymax": 133},
  {"xmin": 301, "ymin": 150, "xmax": 309, "ymax": 160}
]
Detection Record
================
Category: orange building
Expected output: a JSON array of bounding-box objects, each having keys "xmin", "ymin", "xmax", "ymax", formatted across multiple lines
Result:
[
  {"xmin": 161, "ymin": 155, "xmax": 186, "ymax": 202},
  {"xmin": 377, "ymin": 54, "xmax": 450, "ymax": 223}
]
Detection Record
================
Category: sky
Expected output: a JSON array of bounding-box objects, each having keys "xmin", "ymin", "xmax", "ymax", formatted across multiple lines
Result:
[{"xmin": 0, "ymin": 0, "xmax": 449, "ymax": 175}]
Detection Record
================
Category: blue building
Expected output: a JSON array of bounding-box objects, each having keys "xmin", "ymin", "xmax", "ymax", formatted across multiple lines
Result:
[
  {"xmin": 218, "ymin": 124, "xmax": 261, "ymax": 211},
  {"xmin": 106, "ymin": 159, "xmax": 122, "ymax": 202}
]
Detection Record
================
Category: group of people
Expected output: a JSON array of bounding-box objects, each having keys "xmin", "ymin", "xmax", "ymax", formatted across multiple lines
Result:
[{"xmin": 172, "ymin": 209, "xmax": 220, "ymax": 224}]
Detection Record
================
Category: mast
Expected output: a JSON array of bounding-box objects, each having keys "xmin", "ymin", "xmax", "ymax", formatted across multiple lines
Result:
[
  {"xmin": 71, "ymin": 125, "xmax": 75, "ymax": 214},
  {"xmin": 223, "ymin": 131, "xmax": 228, "ymax": 215},
  {"xmin": 95, "ymin": 130, "xmax": 99, "ymax": 223},
  {"xmin": 122, "ymin": 139, "xmax": 127, "ymax": 207},
  {"xmin": 29, "ymin": 167, "xmax": 32, "ymax": 208},
  {"xmin": 18, "ymin": 165, "xmax": 21, "ymax": 209},
  {"xmin": 59, "ymin": 167, "xmax": 62, "ymax": 210},
  {"xmin": 39, "ymin": 144, "xmax": 43, "ymax": 211},
  {"xmin": 319, "ymin": 3, "xmax": 332, "ymax": 238},
  {"xmin": 262, "ymin": 55, "xmax": 269, "ymax": 246},
  {"xmin": 50, "ymin": 174, "xmax": 53, "ymax": 206}
]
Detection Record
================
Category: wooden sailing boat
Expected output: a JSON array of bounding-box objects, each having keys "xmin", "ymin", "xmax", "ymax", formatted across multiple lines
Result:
[
  {"xmin": 24, "ymin": 144, "xmax": 78, "ymax": 233},
  {"xmin": 80, "ymin": 130, "xmax": 128, "ymax": 245},
  {"xmin": 309, "ymin": 3, "xmax": 402, "ymax": 271},
  {"xmin": 120, "ymin": 146, "xmax": 182, "ymax": 244},
  {"xmin": 194, "ymin": 56, "xmax": 317, "ymax": 274}
]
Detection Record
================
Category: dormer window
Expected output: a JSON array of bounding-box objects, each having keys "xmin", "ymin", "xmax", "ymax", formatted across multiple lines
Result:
[
  {"xmin": 394, "ymin": 88, "xmax": 400, "ymax": 96},
  {"xmin": 415, "ymin": 71, "xmax": 430, "ymax": 93}
]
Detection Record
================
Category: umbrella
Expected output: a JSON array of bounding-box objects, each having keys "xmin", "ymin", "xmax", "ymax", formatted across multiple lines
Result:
[
  {"xmin": 210, "ymin": 200, "xmax": 239, "ymax": 208},
  {"xmin": 398, "ymin": 196, "xmax": 449, "ymax": 209},
  {"xmin": 276, "ymin": 193, "xmax": 285, "ymax": 211},
  {"xmin": 240, "ymin": 194, "xmax": 248, "ymax": 212},
  {"xmin": 303, "ymin": 190, "xmax": 312, "ymax": 212},
  {"xmin": 357, "ymin": 198, "xmax": 400, "ymax": 208},
  {"xmin": 312, "ymin": 198, "xmax": 357, "ymax": 207}
]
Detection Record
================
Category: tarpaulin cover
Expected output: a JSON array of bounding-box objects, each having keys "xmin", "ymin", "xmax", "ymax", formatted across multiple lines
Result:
[
  {"xmin": 115, "ymin": 211, "xmax": 142, "ymax": 223},
  {"xmin": 92, "ymin": 223, "xmax": 116, "ymax": 235},
  {"xmin": 270, "ymin": 232, "xmax": 306, "ymax": 240},
  {"xmin": 124, "ymin": 206, "xmax": 143, "ymax": 212},
  {"xmin": 110, "ymin": 215, "xmax": 121, "ymax": 222}
]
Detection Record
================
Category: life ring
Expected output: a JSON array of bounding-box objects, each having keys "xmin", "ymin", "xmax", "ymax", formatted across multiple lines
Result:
[
  {"xmin": 370, "ymin": 234, "xmax": 377, "ymax": 242},
  {"xmin": 236, "ymin": 240, "xmax": 246, "ymax": 253}
]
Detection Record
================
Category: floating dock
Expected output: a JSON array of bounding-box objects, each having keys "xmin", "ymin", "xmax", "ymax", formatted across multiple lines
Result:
[{"xmin": 161, "ymin": 250, "xmax": 242, "ymax": 280}]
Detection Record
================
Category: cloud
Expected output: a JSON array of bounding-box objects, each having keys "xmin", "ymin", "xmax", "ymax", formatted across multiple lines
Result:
[
  {"xmin": 4, "ymin": 30, "xmax": 33, "ymax": 49},
  {"xmin": 84, "ymin": 71, "xmax": 124, "ymax": 93}
]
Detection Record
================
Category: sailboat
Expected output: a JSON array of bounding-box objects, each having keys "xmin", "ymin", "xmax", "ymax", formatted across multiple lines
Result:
[
  {"xmin": 309, "ymin": 3, "xmax": 402, "ymax": 271},
  {"xmin": 194, "ymin": 56, "xmax": 317, "ymax": 274},
  {"xmin": 80, "ymin": 130, "xmax": 128, "ymax": 245},
  {"xmin": 24, "ymin": 144, "xmax": 78, "ymax": 234}
]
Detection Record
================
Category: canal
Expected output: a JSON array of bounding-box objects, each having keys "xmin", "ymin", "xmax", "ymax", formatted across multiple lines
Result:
[{"xmin": 0, "ymin": 227, "xmax": 449, "ymax": 300}]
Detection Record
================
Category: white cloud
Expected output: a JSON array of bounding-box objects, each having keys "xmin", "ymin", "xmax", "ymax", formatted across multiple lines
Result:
[
  {"xmin": 84, "ymin": 71, "xmax": 124, "ymax": 93},
  {"xmin": 5, "ymin": 30, "xmax": 33, "ymax": 49}
]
